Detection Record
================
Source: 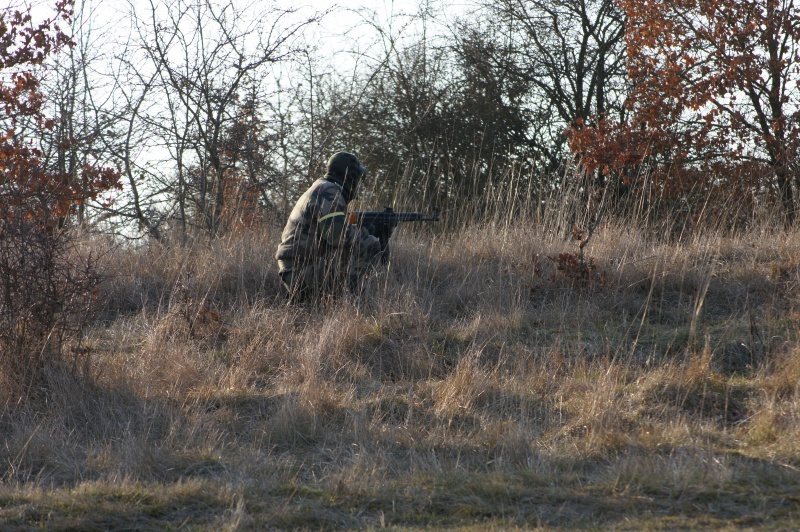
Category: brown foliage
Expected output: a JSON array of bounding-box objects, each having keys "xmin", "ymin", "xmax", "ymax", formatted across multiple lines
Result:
[
  {"xmin": 0, "ymin": 1, "xmax": 120, "ymax": 398},
  {"xmin": 548, "ymin": 251, "xmax": 611, "ymax": 286},
  {"xmin": 567, "ymin": 0, "xmax": 800, "ymax": 221}
]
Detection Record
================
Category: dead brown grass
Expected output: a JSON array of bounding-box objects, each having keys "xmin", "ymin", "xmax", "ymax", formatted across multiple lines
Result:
[{"xmin": 1, "ymin": 195, "xmax": 800, "ymax": 529}]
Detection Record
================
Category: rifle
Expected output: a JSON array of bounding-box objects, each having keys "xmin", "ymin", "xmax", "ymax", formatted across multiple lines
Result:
[{"xmin": 347, "ymin": 206, "xmax": 440, "ymax": 263}]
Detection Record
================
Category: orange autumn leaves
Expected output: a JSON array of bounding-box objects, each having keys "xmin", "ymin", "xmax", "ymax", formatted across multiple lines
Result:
[
  {"xmin": 0, "ymin": 1, "xmax": 119, "ymax": 227},
  {"xmin": 568, "ymin": 0, "xmax": 800, "ymax": 217}
]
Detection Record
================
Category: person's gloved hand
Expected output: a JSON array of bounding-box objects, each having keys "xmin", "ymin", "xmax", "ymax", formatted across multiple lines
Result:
[
  {"xmin": 360, "ymin": 227, "xmax": 382, "ymax": 255},
  {"xmin": 367, "ymin": 222, "xmax": 394, "ymax": 240}
]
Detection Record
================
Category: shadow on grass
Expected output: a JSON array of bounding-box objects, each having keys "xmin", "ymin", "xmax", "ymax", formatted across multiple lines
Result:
[{"xmin": 1, "ymin": 355, "xmax": 798, "ymax": 529}]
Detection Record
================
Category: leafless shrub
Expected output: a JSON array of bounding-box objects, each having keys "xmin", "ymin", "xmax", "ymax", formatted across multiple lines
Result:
[{"xmin": 0, "ymin": 221, "xmax": 101, "ymax": 400}]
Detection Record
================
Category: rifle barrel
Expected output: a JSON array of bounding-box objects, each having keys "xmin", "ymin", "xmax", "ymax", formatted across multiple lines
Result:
[{"xmin": 347, "ymin": 208, "xmax": 439, "ymax": 225}]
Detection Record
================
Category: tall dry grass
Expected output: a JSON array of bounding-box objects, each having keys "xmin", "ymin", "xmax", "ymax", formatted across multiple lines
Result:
[{"xmin": 1, "ymin": 165, "xmax": 799, "ymax": 528}]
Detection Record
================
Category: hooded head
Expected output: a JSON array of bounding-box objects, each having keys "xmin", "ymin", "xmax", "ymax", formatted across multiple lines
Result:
[{"xmin": 325, "ymin": 151, "xmax": 367, "ymax": 202}]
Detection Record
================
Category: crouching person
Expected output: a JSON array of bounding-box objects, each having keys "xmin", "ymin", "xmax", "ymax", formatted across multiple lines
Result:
[{"xmin": 275, "ymin": 152, "xmax": 382, "ymax": 303}]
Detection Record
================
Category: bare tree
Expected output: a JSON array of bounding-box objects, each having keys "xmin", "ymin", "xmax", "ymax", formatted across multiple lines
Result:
[
  {"xmin": 136, "ymin": 0, "xmax": 316, "ymax": 237},
  {"xmin": 481, "ymin": 0, "xmax": 627, "ymax": 154},
  {"xmin": 300, "ymin": 3, "xmax": 540, "ymax": 208},
  {"xmin": 35, "ymin": 0, "xmax": 121, "ymax": 228}
]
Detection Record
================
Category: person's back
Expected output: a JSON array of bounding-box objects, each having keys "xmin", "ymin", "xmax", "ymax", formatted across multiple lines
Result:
[{"xmin": 275, "ymin": 177, "xmax": 349, "ymax": 264}]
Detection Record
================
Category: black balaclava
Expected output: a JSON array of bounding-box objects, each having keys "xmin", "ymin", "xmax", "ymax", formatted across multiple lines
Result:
[{"xmin": 324, "ymin": 151, "xmax": 367, "ymax": 203}]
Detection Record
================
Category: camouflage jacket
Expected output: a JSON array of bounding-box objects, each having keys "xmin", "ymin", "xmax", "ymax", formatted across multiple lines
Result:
[{"xmin": 275, "ymin": 177, "xmax": 359, "ymax": 265}]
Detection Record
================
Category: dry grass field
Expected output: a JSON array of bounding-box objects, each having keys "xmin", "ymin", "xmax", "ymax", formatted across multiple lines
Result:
[{"xmin": 1, "ymin": 187, "xmax": 800, "ymax": 529}]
